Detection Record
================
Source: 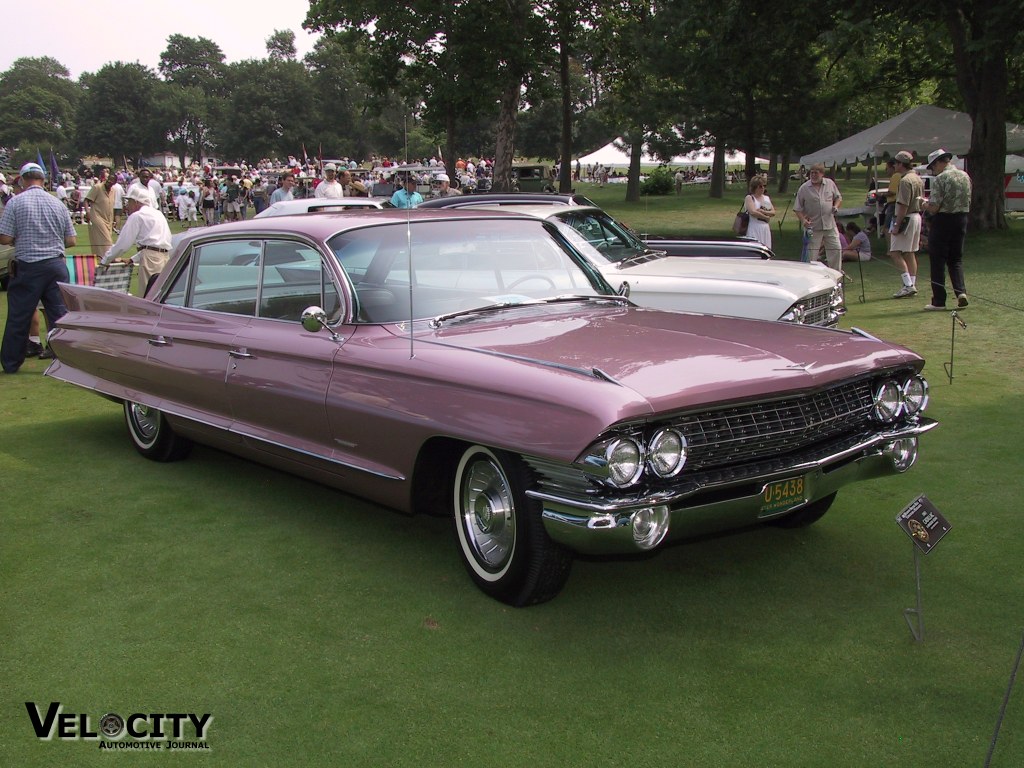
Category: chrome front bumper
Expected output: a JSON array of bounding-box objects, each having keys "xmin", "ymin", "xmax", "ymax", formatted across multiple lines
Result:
[{"xmin": 533, "ymin": 419, "xmax": 938, "ymax": 555}]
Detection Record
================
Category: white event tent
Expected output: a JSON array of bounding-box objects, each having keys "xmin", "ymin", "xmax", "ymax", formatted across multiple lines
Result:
[
  {"xmin": 577, "ymin": 139, "xmax": 766, "ymax": 168},
  {"xmin": 800, "ymin": 104, "xmax": 1024, "ymax": 166}
]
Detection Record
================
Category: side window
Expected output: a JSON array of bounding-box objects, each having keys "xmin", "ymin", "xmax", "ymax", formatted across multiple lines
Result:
[
  {"xmin": 191, "ymin": 241, "xmax": 262, "ymax": 316},
  {"xmin": 259, "ymin": 240, "xmax": 343, "ymax": 323}
]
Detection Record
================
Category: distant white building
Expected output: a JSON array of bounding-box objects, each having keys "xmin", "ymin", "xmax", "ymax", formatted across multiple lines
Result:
[{"xmin": 142, "ymin": 152, "xmax": 185, "ymax": 169}]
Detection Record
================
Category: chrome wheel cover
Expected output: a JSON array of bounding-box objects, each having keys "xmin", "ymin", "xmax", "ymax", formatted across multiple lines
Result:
[
  {"xmin": 460, "ymin": 456, "xmax": 516, "ymax": 572},
  {"xmin": 128, "ymin": 403, "xmax": 160, "ymax": 446}
]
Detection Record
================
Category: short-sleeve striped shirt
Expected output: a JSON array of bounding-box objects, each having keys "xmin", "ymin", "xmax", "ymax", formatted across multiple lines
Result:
[{"xmin": 0, "ymin": 186, "xmax": 76, "ymax": 263}]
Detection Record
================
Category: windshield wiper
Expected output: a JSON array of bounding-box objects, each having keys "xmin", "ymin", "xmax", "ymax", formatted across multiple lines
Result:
[
  {"xmin": 429, "ymin": 294, "xmax": 629, "ymax": 328},
  {"xmin": 618, "ymin": 247, "xmax": 667, "ymax": 268}
]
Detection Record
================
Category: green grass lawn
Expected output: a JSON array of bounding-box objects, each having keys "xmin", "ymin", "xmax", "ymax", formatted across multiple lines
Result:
[{"xmin": 2, "ymin": 195, "xmax": 1023, "ymax": 766}]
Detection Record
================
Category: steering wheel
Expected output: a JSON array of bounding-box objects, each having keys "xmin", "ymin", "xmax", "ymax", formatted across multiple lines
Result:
[{"xmin": 506, "ymin": 274, "xmax": 557, "ymax": 291}]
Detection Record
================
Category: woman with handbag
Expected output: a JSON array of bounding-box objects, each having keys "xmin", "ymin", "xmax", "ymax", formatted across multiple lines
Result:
[{"xmin": 744, "ymin": 176, "xmax": 775, "ymax": 250}]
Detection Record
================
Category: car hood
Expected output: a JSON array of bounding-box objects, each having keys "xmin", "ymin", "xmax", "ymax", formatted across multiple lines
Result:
[
  {"xmin": 401, "ymin": 304, "xmax": 919, "ymax": 416},
  {"xmin": 607, "ymin": 256, "xmax": 841, "ymax": 295}
]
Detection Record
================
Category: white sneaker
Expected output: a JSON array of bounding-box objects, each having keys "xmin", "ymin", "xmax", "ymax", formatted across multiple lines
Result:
[
  {"xmin": 892, "ymin": 285, "xmax": 917, "ymax": 298},
  {"xmin": 922, "ymin": 304, "xmax": 947, "ymax": 311}
]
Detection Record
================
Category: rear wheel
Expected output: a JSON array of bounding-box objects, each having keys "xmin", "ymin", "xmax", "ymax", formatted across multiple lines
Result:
[
  {"xmin": 770, "ymin": 492, "xmax": 837, "ymax": 529},
  {"xmin": 452, "ymin": 445, "xmax": 572, "ymax": 606},
  {"xmin": 123, "ymin": 401, "xmax": 193, "ymax": 462}
]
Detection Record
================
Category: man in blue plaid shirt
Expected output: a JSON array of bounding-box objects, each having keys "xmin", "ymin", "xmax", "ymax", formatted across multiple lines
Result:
[{"xmin": 0, "ymin": 162, "xmax": 77, "ymax": 373}]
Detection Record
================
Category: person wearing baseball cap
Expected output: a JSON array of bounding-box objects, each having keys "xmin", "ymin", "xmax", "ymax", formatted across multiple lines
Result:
[
  {"xmin": 921, "ymin": 149, "xmax": 971, "ymax": 310},
  {"xmin": 888, "ymin": 151, "xmax": 925, "ymax": 299},
  {"xmin": 100, "ymin": 185, "xmax": 172, "ymax": 297},
  {"xmin": 0, "ymin": 161, "xmax": 76, "ymax": 373},
  {"xmin": 314, "ymin": 163, "xmax": 343, "ymax": 199},
  {"xmin": 433, "ymin": 173, "xmax": 461, "ymax": 198}
]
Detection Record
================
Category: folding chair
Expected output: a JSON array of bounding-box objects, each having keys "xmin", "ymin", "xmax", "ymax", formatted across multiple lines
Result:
[{"xmin": 64, "ymin": 254, "xmax": 134, "ymax": 293}]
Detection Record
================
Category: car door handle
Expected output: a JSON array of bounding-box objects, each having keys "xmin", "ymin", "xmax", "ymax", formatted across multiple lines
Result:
[
  {"xmin": 229, "ymin": 348, "xmax": 254, "ymax": 359},
  {"xmin": 147, "ymin": 336, "xmax": 171, "ymax": 346}
]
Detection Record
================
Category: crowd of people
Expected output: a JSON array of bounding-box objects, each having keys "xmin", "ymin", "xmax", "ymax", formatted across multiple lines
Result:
[{"xmin": 0, "ymin": 144, "xmax": 976, "ymax": 374}]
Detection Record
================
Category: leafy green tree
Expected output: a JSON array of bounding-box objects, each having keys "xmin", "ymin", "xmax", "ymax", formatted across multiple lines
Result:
[
  {"xmin": 0, "ymin": 57, "xmax": 79, "ymax": 159},
  {"xmin": 159, "ymin": 34, "xmax": 228, "ymax": 91},
  {"xmin": 267, "ymin": 30, "xmax": 298, "ymax": 61},
  {"xmin": 158, "ymin": 34, "xmax": 229, "ymax": 165},
  {"xmin": 217, "ymin": 58, "xmax": 316, "ymax": 161},
  {"xmin": 153, "ymin": 83, "xmax": 210, "ymax": 168},
  {"xmin": 76, "ymin": 62, "xmax": 163, "ymax": 164}
]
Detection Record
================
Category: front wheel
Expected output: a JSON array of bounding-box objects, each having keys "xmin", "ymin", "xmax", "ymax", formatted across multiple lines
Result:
[
  {"xmin": 452, "ymin": 445, "xmax": 572, "ymax": 606},
  {"xmin": 123, "ymin": 401, "xmax": 193, "ymax": 462}
]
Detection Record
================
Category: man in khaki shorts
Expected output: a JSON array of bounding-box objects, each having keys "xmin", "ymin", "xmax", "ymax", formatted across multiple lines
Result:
[{"xmin": 888, "ymin": 150, "xmax": 925, "ymax": 298}]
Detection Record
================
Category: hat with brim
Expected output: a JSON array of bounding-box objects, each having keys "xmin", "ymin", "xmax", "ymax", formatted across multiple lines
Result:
[
  {"xmin": 125, "ymin": 187, "xmax": 152, "ymax": 205},
  {"xmin": 927, "ymin": 149, "xmax": 953, "ymax": 169},
  {"xmin": 894, "ymin": 150, "xmax": 915, "ymax": 164}
]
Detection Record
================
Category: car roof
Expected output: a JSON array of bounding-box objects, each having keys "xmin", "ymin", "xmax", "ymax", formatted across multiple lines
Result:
[
  {"xmin": 417, "ymin": 192, "xmax": 596, "ymax": 209},
  {"xmin": 254, "ymin": 198, "xmax": 387, "ymax": 218},
  {"xmin": 450, "ymin": 203, "xmax": 601, "ymax": 221},
  {"xmin": 173, "ymin": 207, "xmax": 543, "ymax": 248}
]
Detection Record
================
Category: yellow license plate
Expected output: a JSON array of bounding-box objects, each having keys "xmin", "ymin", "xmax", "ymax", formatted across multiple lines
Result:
[{"xmin": 760, "ymin": 477, "xmax": 808, "ymax": 517}]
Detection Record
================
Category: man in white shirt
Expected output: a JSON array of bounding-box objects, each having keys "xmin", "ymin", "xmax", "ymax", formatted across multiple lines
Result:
[
  {"xmin": 111, "ymin": 178, "xmax": 125, "ymax": 230},
  {"xmin": 100, "ymin": 187, "xmax": 173, "ymax": 296},
  {"xmin": 127, "ymin": 168, "xmax": 163, "ymax": 210},
  {"xmin": 314, "ymin": 163, "xmax": 344, "ymax": 199}
]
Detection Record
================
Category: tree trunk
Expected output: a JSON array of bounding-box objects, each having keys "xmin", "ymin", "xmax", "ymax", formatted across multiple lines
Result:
[
  {"xmin": 558, "ymin": 29, "xmax": 573, "ymax": 193},
  {"xmin": 445, "ymin": 102, "xmax": 457, "ymax": 183},
  {"xmin": 710, "ymin": 145, "xmax": 725, "ymax": 199},
  {"xmin": 777, "ymin": 151, "xmax": 790, "ymax": 195},
  {"xmin": 946, "ymin": 5, "xmax": 1009, "ymax": 231},
  {"xmin": 625, "ymin": 139, "xmax": 642, "ymax": 202},
  {"xmin": 492, "ymin": 80, "xmax": 520, "ymax": 193}
]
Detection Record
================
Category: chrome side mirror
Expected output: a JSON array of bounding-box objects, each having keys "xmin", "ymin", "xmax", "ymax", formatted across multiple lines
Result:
[
  {"xmin": 301, "ymin": 306, "xmax": 328, "ymax": 333},
  {"xmin": 618, "ymin": 281, "xmax": 631, "ymax": 299}
]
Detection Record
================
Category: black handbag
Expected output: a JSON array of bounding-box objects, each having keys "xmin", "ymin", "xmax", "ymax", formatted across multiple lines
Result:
[{"xmin": 733, "ymin": 199, "xmax": 750, "ymax": 236}]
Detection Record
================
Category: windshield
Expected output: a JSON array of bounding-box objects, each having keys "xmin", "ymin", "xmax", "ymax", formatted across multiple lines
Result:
[
  {"xmin": 552, "ymin": 210, "xmax": 654, "ymax": 265},
  {"xmin": 327, "ymin": 218, "xmax": 614, "ymax": 323}
]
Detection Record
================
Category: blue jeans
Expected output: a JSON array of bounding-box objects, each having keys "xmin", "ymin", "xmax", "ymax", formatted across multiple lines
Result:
[{"xmin": 1, "ymin": 257, "xmax": 69, "ymax": 372}]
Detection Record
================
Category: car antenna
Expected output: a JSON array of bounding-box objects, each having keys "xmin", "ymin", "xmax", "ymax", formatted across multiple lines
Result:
[{"xmin": 406, "ymin": 213, "xmax": 415, "ymax": 359}]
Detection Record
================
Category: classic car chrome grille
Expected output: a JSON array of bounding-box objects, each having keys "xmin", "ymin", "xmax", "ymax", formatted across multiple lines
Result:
[
  {"xmin": 676, "ymin": 379, "xmax": 874, "ymax": 470},
  {"xmin": 794, "ymin": 290, "xmax": 834, "ymax": 326},
  {"xmin": 525, "ymin": 378, "xmax": 877, "ymax": 498}
]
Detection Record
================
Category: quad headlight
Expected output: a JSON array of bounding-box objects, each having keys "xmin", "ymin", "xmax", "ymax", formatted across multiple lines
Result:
[
  {"xmin": 831, "ymin": 282, "xmax": 846, "ymax": 313},
  {"xmin": 872, "ymin": 380, "xmax": 903, "ymax": 422},
  {"xmin": 872, "ymin": 374, "xmax": 930, "ymax": 423},
  {"xmin": 604, "ymin": 437, "xmax": 644, "ymax": 488},
  {"xmin": 902, "ymin": 375, "xmax": 929, "ymax": 416},
  {"xmin": 648, "ymin": 428, "xmax": 687, "ymax": 478},
  {"xmin": 580, "ymin": 430, "xmax": 684, "ymax": 489}
]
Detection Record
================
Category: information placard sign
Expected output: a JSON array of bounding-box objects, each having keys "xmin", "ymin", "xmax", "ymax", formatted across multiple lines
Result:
[{"xmin": 895, "ymin": 494, "xmax": 951, "ymax": 554}]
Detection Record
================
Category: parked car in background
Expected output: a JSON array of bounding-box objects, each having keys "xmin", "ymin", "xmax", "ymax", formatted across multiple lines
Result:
[
  {"xmin": 0, "ymin": 242, "xmax": 12, "ymax": 290},
  {"xmin": 254, "ymin": 198, "xmax": 387, "ymax": 218},
  {"xmin": 422, "ymin": 197, "xmax": 843, "ymax": 325},
  {"xmin": 45, "ymin": 210, "xmax": 935, "ymax": 605},
  {"xmin": 511, "ymin": 164, "xmax": 555, "ymax": 192},
  {"xmin": 419, "ymin": 193, "xmax": 773, "ymax": 258}
]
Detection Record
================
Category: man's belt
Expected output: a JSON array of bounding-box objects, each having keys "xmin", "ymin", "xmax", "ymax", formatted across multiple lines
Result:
[{"xmin": 139, "ymin": 246, "xmax": 169, "ymax": 253}]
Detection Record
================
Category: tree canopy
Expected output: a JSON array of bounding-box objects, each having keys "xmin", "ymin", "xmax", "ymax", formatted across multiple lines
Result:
[{"xmin": 1, "ymin": 4, "xmax": 1021, "ymax": 227}]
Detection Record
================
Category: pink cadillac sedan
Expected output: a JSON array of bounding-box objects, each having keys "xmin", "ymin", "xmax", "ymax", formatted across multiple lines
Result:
[{"xmin": 46, "ymin": 210, "xmax": 936, "ymax": 605}]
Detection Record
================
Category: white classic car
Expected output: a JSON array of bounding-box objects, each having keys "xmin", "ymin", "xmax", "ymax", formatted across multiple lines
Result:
[{"xmin": 477, "ymin": 204, "xmax": 846, "ymax": 326}]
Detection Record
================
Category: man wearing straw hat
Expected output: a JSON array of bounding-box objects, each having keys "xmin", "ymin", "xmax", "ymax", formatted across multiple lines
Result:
[{"xmin": 921, "ymin": 148, "xmax": 971, "ymax": 311}]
